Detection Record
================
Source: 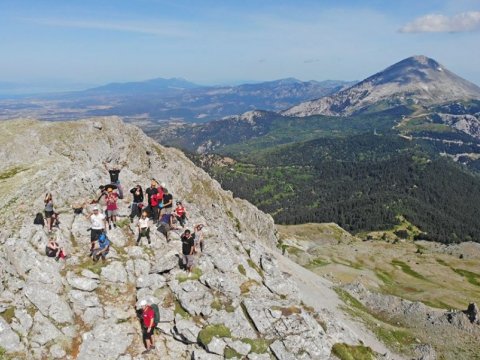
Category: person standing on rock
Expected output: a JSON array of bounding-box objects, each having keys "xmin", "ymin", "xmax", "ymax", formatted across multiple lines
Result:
[
  {"xmin": 44, "ymin": 193, "xmax": 55, "ymax": 232},
  {"xmin": 137, "ymin": 211, "xmax": 151, "ymax": 245},
  {"xmin": 105, "ymin": 187, "xmax": 119, "ymax": 230},
  {"xmin": 181, "ymin": 229, "xmax": 196, "ymax": 276},
  {"xmin": 87, "ymin": 206, "xmax": 106, "ymax": 256},
  {"xmin": 160, "ymin": 188, "xmax": 173, "ymax": 216},
  {"xmin": 193, "ymin": 224, "xmax": 205, "ymax": 253},
  {"xmin": 129, "ymin": 185, "xmax": 144, "ymax": 221},
  {"xmin": 139, "ymin": 300, "xmax": 156, "ymax": 353},
  {"xmin": 145, "ymin": 180, "xmax": 158, "ymax": 219},
  {"xmin": 104, "ymin": 161, "xmax": 125, "ymax": 199}
]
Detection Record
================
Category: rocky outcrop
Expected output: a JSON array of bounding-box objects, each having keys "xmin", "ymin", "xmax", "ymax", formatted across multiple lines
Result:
[{"xmin": 0, "ymin": 117, "xmax": 393, "ymax": 359}]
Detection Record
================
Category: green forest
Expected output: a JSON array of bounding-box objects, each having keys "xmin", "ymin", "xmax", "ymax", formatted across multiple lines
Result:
[{"xmin": 192, "ymin": 134, "xmax": 480, "ymax": 244}]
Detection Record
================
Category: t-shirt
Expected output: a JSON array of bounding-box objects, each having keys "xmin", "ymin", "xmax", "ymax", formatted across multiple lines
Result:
[
  {"xmin": 181, "ymin": 234, "xmax": 195, "ymax": 255},
  {"xmin": 146, "ymin": 187, "xmax": 158, "ymax": 205},
  {"xmin": 151, "ymin": 193, "xmax": 161, "ymax": 207},
  {"xmin": 106, "ymin": 193, "xmax": 118, "ymax": 211},
  {"xmin": 109, "ymin": 169, "xmax": 120, "ymax": 183},
  {"xmin": 162, "ymin": 194, "xmax": 173, "ymax": 208},
  {"xmin": 130, "ymin": 188, "xmax": 144, "ymax": 203},
  {"xmin": 45, "ymin": 201, "xmax": 54, "ymax": 212},
  {"xmin": 99, "ymin": 239, "xmax": 110, "ymax": 250},
  {"xmin": 138, "ymin": 217, "xmax": 149, "ymax": 229},
  {"xmin": 142, "ymin": 306, "xmax": 155, "ymax": 327},
  {"xmin": 175, "ymin": 206, "xmax": 185, "ymax": 217},
  {"xmin": 90, "ymin": 213, "xmax": 106, "ymax": 229},
  {"xmin": 160, "ymin": 213, "xmax": 172, "ymax": 224}
]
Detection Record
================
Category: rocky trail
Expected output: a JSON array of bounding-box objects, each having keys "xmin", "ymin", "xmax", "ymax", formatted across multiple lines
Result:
[{"xmin": 0, "ymin": 117, "xmax": 410, "ymax": 359}]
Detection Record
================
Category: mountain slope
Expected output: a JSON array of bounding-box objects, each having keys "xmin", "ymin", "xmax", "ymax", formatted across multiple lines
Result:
[
  {"xmin": 284, "ymin": 56, "xmax": 480, "ymax": 117},
  {"xmin": 0, "ymin": 117, "xmax": 402, "ymax": 359}
]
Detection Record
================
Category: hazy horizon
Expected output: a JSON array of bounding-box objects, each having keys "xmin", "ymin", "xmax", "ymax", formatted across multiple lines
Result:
[{"xmin": 1, "ymin": 0, "xmax": 480, "ymax": 93}]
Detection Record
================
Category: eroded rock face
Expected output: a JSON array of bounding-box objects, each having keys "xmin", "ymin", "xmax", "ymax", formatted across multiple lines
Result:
[{"xmin": 0, "ymin": 118, "xmax": 378, "ymax": 359}]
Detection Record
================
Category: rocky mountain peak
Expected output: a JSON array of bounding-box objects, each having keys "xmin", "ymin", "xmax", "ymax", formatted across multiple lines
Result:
[
  {"xmin": 0, "ymin": 117, "xmax": 398, "ymax": 359},
  {"xmin": 283, "ymin": 56, "xmax": 480, "ymax": 117}
]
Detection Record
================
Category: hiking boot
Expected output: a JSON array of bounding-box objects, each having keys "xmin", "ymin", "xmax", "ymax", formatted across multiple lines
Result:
[
  {"xmin": 113, "ymin": 223, "xmax": 117, "ymax": 229},
  {"xmin": 102, "ymin": 257, "xmax": 106, "ymax": 263},
  {"xmin": 148, "ymin": 239, "xmax": 151, "ymax": 244},
  {"xmin": 55, "ymin": 257, "xmax": 59, "ymax": 262},
  {"xmin": 108, "ymin": 224, "xmax": 112, "ymax": 230},
  {"xmin": 142, "ymin": 349, "xmax": 150, "ymax": 354}
]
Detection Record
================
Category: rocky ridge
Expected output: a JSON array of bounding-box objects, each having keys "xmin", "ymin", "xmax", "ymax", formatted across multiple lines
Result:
[{"xmin": 0, "ymin": 117, "xmax": 398, "ymax": 359}]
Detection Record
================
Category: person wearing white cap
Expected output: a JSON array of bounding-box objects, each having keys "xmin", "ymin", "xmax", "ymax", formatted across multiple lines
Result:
[
  {"xmin": 140, "ymin": 300, "xmax": 156, "ymax": 353},
  {"xmin": 86, "ymin": 205, "xmax": 106, "ymax": 255}
]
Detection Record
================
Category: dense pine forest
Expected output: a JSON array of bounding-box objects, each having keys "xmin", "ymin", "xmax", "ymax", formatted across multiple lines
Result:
[{"xmin": 192, "ymin": 134, "xmax": 480, "ymax": 244}]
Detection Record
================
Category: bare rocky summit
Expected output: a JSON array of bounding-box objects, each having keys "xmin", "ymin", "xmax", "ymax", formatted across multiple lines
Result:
[
  {"xmin": 283, "ymin": 55, "xmax": 480, "ymax": 117},
  {"xmin": 0, "ymin": 117, "xmax": 402, "ymax": 359}
]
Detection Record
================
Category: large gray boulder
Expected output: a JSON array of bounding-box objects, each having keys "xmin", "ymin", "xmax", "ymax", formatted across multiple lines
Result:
[{"xmin": 77, "ymin": 321, "xmax": 135, "ymax": 360}]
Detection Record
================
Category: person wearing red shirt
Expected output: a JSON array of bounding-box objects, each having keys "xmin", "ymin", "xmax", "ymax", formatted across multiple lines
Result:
[
  {"xmin": 174, "ymin": 201, "xmax": 188, "ymax": 227},
  {"xmin": 140, "ymin": 300, "xmax": 156, "ymax": 353},
  {"xmin": 150, "ymin": 192, "xmax": 162, "ymax": 222}
]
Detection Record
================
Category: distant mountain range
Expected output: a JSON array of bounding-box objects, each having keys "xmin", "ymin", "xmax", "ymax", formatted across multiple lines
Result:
[
  {"xmin": 284, "ymin": 55, "xmax": 480, "ymax": 117},
  {"xmin": 0, "ymin": 77, "xmax": 354, "ymax": 122}
]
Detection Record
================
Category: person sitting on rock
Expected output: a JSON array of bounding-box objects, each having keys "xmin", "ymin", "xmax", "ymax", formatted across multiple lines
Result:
[
  {"xmin": 137, "ymin": 211, "xmax": 151, "ymax": 245},
  {"xmin": 157, "ymin": 212, "xmax": 177, "ymax": 242},
  {"xmin": 145, "ymin": 180, "xmax": 159, "ymax": 219},
  {"xmin": 104, "ymin": 161, "xmax": 125, "ymax": 199},
  {"xmin": 129, "ymin": 185, "xmax": 144, "ymax": 221},
  {"xmin": 92, "ymin": 233, "xmax": 110, "ymax": 263},
  {"xmin": 44, "ymin": 192, "xmax": 55, "ymax": 232},
  {"xmin": 174, "ymin": 201, "xmax": 188, "ymax": 227},
  {"xmin": 139, "ymin": 299, "xmax": 156, "ymax": 354},
  {"xmin": 86, "ymin": 205, "xmax": 106, "ymax": 256},
  {"xmin": 105, "ymin": 187, "xmax": 119, "ymax": 230},
  {"xmin": 46, "ymin": 238, "xmax": 66, "ymax": 261},
  {"xmin": 181, "ymin": 229, "xmax": 196, "ymax": 276},
  {"xmin": 193, "ymin": 224, "xmax": 205, "ymax": 253}
]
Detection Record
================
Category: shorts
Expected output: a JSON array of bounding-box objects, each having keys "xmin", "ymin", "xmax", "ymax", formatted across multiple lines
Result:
[
  {"xmin": 157, "ymin": 223, "xmax": 170, "ymax": 236},
  {"xmin": 44, "ymin": 210, "xmax": 54, "ymax": 218},
  {"xmin": 107, "ymin": 209, "xmax": 118, "ymax": 217},
  {"xmin": 46, "ymin": 248, "xmax": 57, "ymax": 257},
  {"xmin": 183, "ymin": 254, "xmax": 195, "ymax": 268},
  {"xmin": 144, "ymin": 326, "xmax": 155, "ymax": 340}
]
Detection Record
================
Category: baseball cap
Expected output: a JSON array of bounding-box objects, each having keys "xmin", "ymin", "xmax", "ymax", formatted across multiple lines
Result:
[
  {"xmin": 93, "ymin": 206, "xmax": 99, "ymax": 211},
  {"xmin": 139, "ymin": 299, "xmax": 147, "ymax": 307}
]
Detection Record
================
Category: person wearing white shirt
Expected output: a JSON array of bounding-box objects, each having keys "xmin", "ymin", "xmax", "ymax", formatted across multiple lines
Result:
[{"xmin": 137, "ymin": 211, "xmax": 151, "ymax": 245}]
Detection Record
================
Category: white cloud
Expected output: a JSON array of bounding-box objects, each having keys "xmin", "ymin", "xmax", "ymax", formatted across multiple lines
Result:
[{"xmin": 400, "ymin": 11, "xmax": 480, "ymax": 33}]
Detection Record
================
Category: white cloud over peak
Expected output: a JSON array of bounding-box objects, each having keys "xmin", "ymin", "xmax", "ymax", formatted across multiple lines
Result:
[{"xmin": 400, "ymin": 11, "xmax": 480, "ymax": 33}]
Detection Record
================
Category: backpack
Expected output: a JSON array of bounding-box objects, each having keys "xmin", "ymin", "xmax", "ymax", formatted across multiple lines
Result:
[
  {"xmin": 151, "ymin": 303, "xmax": 160, "ymax": 325},
  {"xmin": 34, "ymin": 213, "xmax": 45, "ymax": 226}
]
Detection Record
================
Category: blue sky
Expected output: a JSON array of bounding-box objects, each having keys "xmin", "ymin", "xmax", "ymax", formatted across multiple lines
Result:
[{"xmin": 1, "ymin": 0, "xmax": 479, "ymax": 89}]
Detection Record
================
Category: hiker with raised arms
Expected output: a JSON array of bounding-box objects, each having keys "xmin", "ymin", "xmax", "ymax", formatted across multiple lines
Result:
[
  {"xmin": 104, "ymin": 161, "xmax": 125, "ymax": 199},
  {"xmin": 44, "ymin": 192, "xmax": 54, "ymax": 232},
  {"xmin": 129, "ymin": 184, "xmax": 144, "ymax": 221},
  {"xmin": 137, "ymin": 211, "xmax": 151, "ymax": 245},
  {"xmin": 86, "ymin": 205, "xmax": 107, "ymax": 256},
  {"xmin": 193, "ymin": 224, "xmax": 205, "ymax": 253}
]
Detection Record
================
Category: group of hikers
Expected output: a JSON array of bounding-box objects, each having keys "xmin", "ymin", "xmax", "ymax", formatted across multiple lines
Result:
[{"xmin": 34, "ymin": 162, "xmax": 207, "ymax": 353}]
